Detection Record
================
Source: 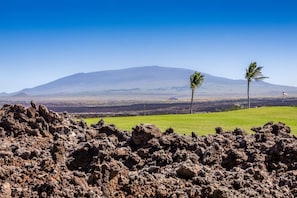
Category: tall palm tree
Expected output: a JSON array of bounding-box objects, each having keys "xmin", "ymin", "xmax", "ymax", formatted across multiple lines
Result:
[
  {"xmin": 245, "ymin": 62, "xmax": 268, "ymax": 108},
  {"xmin": 190, "ymin": 71, "xmax": 204, "ymax": 114}
]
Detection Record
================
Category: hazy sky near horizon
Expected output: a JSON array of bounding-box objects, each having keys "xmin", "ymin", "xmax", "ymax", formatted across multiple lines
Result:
[{"xmin": 0, "ymin": 0, "xmax": 297, "ymax": 93}]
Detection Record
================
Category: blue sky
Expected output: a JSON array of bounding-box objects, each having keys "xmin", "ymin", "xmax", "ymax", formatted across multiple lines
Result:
[{"xmin": 0, "ymin": 0, "xmax": 297, "ymax": 93}]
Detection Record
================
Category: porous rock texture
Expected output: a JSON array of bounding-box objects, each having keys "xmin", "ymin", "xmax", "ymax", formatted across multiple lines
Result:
[{"xmin": 0, "ymin": 103, "xmax": 297, "ymax": 197}]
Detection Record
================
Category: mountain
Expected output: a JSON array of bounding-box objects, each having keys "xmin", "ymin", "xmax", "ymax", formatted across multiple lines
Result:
[
  {"xmin": 16, "ymin": 66, "xmax": 297, "ymax": 99},
  {"xmin": 21, "ymin": 66, "xmax": 192, "ymax": 95}
]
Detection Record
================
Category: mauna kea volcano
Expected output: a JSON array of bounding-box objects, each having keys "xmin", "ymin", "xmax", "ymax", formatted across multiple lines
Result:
[{"xmin": 13, "ymin": 66, "xmax": 297, "ymax": 99}]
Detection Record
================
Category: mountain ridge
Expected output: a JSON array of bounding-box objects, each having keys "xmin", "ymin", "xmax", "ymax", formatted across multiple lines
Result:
[{"xmin": 10, "ymin": 66, "xmax": 297, "ymax": 99}]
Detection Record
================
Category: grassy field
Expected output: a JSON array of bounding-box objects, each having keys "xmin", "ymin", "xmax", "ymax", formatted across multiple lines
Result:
[{"xmin": 84, "ymin": 106, "xmax": 297, "ymax": 136}]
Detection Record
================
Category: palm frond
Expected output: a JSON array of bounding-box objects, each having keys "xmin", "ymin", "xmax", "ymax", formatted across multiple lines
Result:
[
  {"xmin": 245, "ymin": 62, "xmax": 267, "ymax": 81},
  {"xmin": 254, "ymin": 76, "xmax": 269, "ymax": 81},
  {"xmin": 190, "ymin": 71, "xmax": 204, "ymax": 89}
]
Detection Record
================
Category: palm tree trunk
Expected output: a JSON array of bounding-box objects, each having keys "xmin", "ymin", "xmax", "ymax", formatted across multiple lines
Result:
[
  {"xmin": 247, "ymin": 80, "xmax": 250, "ymax": 108},
  {"xmin": 190, "ymin": 88, "xmax": 194, "ymax": 114}
]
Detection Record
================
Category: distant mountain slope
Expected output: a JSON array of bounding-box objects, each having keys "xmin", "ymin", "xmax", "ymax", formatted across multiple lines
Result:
[
  {"xmin": 21, "ymin": 66, "xmax": 192, "ymax": 94},
  {"xmin": 18, "ymin": 66, "xmax": 297, "ymax": 98}
]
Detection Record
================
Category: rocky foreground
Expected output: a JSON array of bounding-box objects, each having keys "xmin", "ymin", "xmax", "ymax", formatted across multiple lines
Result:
[{"xmin": 0, "ymin": 103, "xmax": 297, "ymax": 197}]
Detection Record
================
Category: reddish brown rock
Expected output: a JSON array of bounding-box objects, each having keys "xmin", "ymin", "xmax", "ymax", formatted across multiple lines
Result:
[
  {"xmin": 132, "ymin": 123, "xmax": 162, "ymax": 145},
  {"xmin": 0, "ymin": 104, "xmax": 297, "ymax": 197}
]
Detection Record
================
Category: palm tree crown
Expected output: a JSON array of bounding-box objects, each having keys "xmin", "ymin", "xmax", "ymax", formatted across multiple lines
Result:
[
  {"xmin": 190, "ymin": 71, "xmax": 204, "ymax": 113},
  {"xmin": 190, "ymin": 72, "xmax": 204, "ymax": 89},
  {"xmin": 245, "ymin": 62, "xmax": 268, "ymax": 108},
  {"xmin": 245, "ymin": 62, "xmax": 267, "ymax": 82}
]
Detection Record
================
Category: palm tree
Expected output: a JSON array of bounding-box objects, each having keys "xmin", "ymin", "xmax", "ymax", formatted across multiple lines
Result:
[
  {"xmin": 245, "ymin": 62, "xmax": 268, "ymax": 108},
  {"xmin": 190, "ymin": 71, "xmax": 204, "ymax": 114}
]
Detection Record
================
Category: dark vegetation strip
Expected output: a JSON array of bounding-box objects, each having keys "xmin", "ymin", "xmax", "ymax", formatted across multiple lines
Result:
[{"xmin": 48, "ymin": 97, "xmax": 297, "ymax": 117}]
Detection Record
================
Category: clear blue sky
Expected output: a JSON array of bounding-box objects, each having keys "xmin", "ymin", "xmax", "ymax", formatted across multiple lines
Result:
[{"xmin": 0, "ymin": 0, "xmax": 297, "ymax": 93}]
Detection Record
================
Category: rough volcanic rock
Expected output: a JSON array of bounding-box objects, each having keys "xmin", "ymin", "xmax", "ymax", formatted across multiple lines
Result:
[
  {"xmin": 132, "ymin": 124, "xmax": 162, "ymax": 145},
  {"xmin": 0, "ymin": 103, "xmax": 297, "ymax": 197}
]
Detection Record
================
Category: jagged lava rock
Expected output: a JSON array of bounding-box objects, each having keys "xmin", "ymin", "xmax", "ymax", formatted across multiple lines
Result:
[
  {"xmin": 132, "ymin": 124, "xmax": 162, "ymax": 145},
  {"xmin": 0, "ymin": 104, "xmax": 297, "ymax": 197}
]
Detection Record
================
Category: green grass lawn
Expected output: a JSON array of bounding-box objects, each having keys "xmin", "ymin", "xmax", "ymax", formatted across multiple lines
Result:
[{"xmin": 84, "ymin": 106, "xmax": 297, "ymax": 136}]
